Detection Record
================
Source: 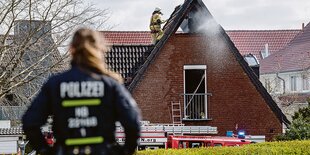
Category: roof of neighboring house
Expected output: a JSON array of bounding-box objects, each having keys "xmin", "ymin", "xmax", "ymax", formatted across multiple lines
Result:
[
  {"xmin": 105, "ymin": 44, "xmax": 153, "ymax": 86},
  {"xmin": 261, "ymin": 23, "xmax": 310, "ymax": 74},
  {"xmin": 226, "ymin": 30, "xmax": 301, "ymax": 61},
  {"xmin": 102, "ymin": 30, "xmax": 300, "ymax": 62},
  {"xmin": 101, "ymin": 31, "xmax": 152, "ymax": 45},
  {"xmin": 0, "ymin": 127, "xmax": 23, "ymax": 135},
  {"xmin": 101, "ymin": 0, "xmax": 289, "ymax": 125}
]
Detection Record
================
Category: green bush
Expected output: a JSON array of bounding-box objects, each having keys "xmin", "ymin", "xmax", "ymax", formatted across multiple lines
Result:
[
  {"xmin": 276, "ymin": 105, "xmax": 310, "ymax": 141},
  {"xmin": 137, "ymin": 140, "xmax": 310, "ymax": 155}
]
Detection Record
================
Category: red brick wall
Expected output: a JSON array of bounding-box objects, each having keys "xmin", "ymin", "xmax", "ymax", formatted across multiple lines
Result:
[{"xmin": 132, "ymin": 33, "xmax": 282, "ymax": 141}]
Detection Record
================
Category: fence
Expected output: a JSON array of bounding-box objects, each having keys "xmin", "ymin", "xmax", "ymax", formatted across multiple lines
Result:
[{"xmin": 182, "ymin": 93, "xmax": 212, "ymax": 120}]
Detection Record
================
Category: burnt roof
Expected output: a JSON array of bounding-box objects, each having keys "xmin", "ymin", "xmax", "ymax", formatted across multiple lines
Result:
[{"xmin": 123, "ymin": 0, "xmax": 289, "ymax": 125}]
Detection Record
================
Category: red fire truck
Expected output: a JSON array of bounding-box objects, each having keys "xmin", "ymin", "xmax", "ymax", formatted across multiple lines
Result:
[
  {"xmin": 116, "ymin": 122, "xmax": 256, "ymax": 150},
  {"xmin": 43, "ymin": 121, "xmax": 258, "ymax": 149},
  {"xmin": 167, "ymin": 135, "xmax": 252, "ymax": 148}
]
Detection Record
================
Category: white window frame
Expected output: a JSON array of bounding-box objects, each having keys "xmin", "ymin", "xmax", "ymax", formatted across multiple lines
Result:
[
  {"xmin": 183, "ymin": 65, "xmax": 207, "ymax": 120},
  {"xmin": 290, "ymin": 76, "xmax": 297, "ymax": 92}
]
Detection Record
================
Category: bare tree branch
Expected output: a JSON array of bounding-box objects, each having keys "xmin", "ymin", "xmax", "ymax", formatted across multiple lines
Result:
[{"xmin": 0, "ymin": 0, "xmax": 111, "ymax": 108}]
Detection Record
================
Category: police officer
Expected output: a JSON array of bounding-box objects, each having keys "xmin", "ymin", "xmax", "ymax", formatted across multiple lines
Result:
[
  {"xmin": 149, "ymin": 7, "xmax": 167, "ymax": 44},
  {"xmin": 22, "ymin": 28, "xmax": 141, "ymax": 155}
]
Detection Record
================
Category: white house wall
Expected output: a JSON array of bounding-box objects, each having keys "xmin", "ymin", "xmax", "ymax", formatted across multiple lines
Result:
[{"xmin": 260, "ymin": 70, "xmax": 310, "ymax": 94}]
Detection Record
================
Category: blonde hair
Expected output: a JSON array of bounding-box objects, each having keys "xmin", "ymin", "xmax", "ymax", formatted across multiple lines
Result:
[{"xmin": 71, "ymin": 28, "xmax": 123, "ymax": 83}]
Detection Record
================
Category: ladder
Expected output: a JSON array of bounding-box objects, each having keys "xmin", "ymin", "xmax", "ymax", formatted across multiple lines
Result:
[{"xmin": 171, "ymin": 101, "xmax": 182, "ymax": 125}]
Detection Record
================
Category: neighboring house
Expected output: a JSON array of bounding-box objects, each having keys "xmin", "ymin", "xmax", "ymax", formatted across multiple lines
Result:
[
  {"xmin": 0, "ymin": 128, "xmax": 23, "ymax": 154},
  {"xmin": 0, "ymin": 121, "xmax": 23, "ymax": 154},
  {"xmin": 227, "ymin": 30, "xmax": 301, "ymax": 61},
  {"xmin": 260, "ymin": 23, "xmax": 310, "ymax": 111},
  {"xmin": 102, "ymin": 0, "xmax": 289, "ymax": 140}
]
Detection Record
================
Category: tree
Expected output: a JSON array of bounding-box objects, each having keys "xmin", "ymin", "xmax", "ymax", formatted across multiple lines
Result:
[
  {"xmin": 276, "ymin": 104, "xmax": 310, "ymax": 140},
  {"xmin": 0, "ymin": 0, "xmax": 110, "ymax": 108}
]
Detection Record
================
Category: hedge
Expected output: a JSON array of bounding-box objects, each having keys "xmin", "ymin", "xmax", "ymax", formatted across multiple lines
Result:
[{"xmin": 137, "ymin": 140, "xmax": 310, "ymax": 155}]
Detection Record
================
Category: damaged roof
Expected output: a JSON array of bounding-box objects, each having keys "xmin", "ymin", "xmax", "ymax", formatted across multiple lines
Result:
[{"xmin": 103, "ymin": 0, "xmax": 289, "ymax": 125}]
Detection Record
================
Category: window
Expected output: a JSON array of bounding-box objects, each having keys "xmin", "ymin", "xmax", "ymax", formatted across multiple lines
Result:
[
  {"xmin": 183, "ymin": 65, "xmax": 207, "ymax": 120},
  {"xmin": 302, "ymin": 75, "xmax": 309, "ymax": 91},
  {"xmin": 290, "ymin": 76, "xmax": 297, "ymax": 92},
  {"xmin": 214, "ymin": 143, "xmax": 223, "ymax": 147}
]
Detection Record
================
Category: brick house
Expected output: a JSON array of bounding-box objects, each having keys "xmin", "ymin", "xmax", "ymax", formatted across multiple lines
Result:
[{"xmin": 103, "ymin": 0, "xmax": 289, "ymax": 140}]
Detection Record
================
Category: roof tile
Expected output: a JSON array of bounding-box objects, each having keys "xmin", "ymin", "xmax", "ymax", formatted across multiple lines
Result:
[
  {"xmin": 102, "ymin": 30, "xmax": 300, "ymax": 62},
  {"xmin": 261, "ymin": 23, "xmax": 310, "ymax": 74}
]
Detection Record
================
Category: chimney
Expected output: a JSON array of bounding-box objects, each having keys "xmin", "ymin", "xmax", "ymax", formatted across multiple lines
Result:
[{"xmin": 302, "ymin": 23, "xmax": 305, "ymax": 31}]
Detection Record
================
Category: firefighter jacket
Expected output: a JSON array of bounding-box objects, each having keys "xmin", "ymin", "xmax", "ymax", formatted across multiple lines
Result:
[
  {"xmin": 149, "ymin": 12, "xmax": 166, "ymax": 33},
  {"xmin": 22, "ymin": 64, "xmax": 141, "ymax": 155}
]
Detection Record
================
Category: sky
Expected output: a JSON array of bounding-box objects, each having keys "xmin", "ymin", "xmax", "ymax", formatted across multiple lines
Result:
[{"xmin": 89, "ymin": 0, "xmax": 310, "ymax": 31}]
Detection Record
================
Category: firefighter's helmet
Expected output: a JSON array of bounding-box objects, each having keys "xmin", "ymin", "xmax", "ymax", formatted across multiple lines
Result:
[{"xmin": 154, "ymin": 7, "xmax": 161, "ymax": 12}]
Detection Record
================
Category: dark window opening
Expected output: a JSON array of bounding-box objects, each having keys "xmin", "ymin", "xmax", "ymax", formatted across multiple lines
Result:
[{"xmin": 184, "ymin": 68, "xmax": 207, "ymax": 120}]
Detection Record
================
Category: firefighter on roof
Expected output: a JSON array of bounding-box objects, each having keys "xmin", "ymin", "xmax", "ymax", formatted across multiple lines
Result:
[
  {"xmin": 22, "ymin": 28, "xmax": 141, "ymax": 155},
  {"xmin": 149, "ymin": 7, "xmax": 167, "ymax": 44}
]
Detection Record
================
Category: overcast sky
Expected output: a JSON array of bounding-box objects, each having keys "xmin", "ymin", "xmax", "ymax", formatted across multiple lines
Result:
[{"xmin": 90, "ymin": 0, "xmax": 310, "ymax": 31}]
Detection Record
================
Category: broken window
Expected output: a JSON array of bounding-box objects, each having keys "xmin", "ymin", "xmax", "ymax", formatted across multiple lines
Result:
[{"xmin": 183, "ymin": 65, "xmax": 207, "ymax": 120}]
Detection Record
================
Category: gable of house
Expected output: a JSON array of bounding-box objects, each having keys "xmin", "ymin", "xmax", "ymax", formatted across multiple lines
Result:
[{"xmin": 102, "ymin": 0, "xmax": 290, "ymax": 140}]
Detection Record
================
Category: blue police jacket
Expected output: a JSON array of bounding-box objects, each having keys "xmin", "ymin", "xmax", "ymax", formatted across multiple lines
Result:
[{"xmin": 22, "ymin": 65, "xmax": 141, "ymax": 155}]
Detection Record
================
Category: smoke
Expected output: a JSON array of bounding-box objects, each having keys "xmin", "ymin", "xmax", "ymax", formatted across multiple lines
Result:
[{"xmin": 191, "ymin": 11, "xmax": 230, "ymax": 72}]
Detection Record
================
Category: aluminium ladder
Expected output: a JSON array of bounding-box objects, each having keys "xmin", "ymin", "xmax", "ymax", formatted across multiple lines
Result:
[{"xmin": 171, "ymin": 101, "xmax": 182, "ymax": 125}]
